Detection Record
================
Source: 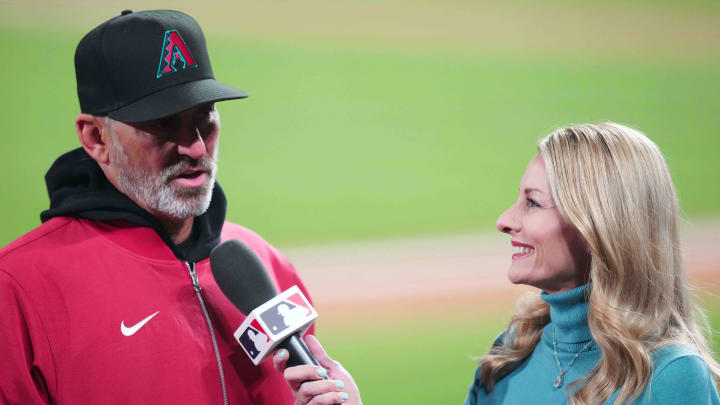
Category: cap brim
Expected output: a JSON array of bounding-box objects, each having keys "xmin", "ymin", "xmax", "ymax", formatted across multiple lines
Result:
[{"xmin": 107, "ymin": 78, "xmax": 248, "ymax": 123}]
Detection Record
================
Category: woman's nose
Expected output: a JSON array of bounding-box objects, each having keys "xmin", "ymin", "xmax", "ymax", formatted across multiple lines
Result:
[{"xmin": 496, "ymin": 203, "xmax": 521, "ymax": 234}]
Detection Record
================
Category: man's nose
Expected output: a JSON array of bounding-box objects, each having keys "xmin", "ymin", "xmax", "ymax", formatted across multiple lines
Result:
[{"xmin": 177, "ymin": 127, "xmax": 207, "ymax": 160}]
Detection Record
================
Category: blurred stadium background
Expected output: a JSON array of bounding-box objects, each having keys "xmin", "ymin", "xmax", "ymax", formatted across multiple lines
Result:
[{"xmin": 1, "ymin": 0, "xmax": 719, "ymax": 403}]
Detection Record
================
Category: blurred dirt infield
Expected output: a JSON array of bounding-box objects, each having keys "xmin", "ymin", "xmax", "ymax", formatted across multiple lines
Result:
[
  {"xmin": 284, "ymin": 218, "xmax": 720, "ymax": 324},
  {"xmin": 2, "ymin": 0, "xmax": 719, "ymax": 59}
]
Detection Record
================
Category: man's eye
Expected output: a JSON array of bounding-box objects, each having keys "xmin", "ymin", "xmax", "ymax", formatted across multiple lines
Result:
[
  {"xmin": 147, "ymin": 119, "xmax": 175, "ymax": 130},
  {"xmin": 165, "ymin": 117, "xmax": 182, "ymax": 127},
  {"xmin": 526, "ymin": 198, "xmax": 541, "ymax": 208},
  {"xmin": 197, "ymin": 107, "xmax": 215, "ymax": 121}
]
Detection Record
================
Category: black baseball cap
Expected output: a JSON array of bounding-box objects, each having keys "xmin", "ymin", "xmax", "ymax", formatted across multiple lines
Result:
[{"xmin": 75, "ymin": 9, "xmax": 248, "ymax": 123}]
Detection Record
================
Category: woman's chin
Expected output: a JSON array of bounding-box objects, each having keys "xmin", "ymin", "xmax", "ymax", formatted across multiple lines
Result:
[
  {"xmin": 507, "ymin": 271, "xmax": 530, "ymax": 287},
  {"xmin": 507, "ymin": 264, "xmax": 535, "ymax": 286}
]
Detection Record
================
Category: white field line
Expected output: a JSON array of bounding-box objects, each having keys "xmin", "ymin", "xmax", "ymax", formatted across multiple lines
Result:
[{"xmin": 283, "ymin": 219, "xmax": 720, "ymax": 308}]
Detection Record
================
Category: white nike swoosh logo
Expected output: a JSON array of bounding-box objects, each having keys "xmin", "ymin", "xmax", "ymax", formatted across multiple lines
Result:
[{"xmin": 121, "ymin": 311, "xmax": 159, "ymax": 336}]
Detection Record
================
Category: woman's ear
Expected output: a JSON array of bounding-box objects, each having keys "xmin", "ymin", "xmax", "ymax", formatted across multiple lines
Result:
[{"xmin": 76, "ymin": 114, "xmax": 110, "ymax": 165}]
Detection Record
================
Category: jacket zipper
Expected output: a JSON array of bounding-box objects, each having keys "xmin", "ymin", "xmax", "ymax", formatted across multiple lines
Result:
[{"xmin": 186, "ymin": 261, "xmax": 229, "ymax": 405}]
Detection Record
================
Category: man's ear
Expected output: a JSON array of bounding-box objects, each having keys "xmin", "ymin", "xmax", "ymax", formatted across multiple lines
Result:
[{"xmin": 76, "ymin": 114, "xmax": 110, "ymax": 165}]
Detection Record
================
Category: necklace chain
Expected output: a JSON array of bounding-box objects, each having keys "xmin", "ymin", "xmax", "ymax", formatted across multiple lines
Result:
[{"xmin": 551, "ymin": 328, "xmax": 594, "ymax": 388}]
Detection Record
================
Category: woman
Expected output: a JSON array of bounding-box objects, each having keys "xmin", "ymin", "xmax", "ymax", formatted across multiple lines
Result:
[{"xmin": 275, "ymin": 123, "xmax": 720, "ymax": 404}]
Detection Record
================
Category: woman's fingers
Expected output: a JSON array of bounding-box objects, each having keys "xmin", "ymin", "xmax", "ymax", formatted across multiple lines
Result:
[
  {"xmin": 304, "ymin": 335, "xmax": 363, "ymax": 405},
  {"xmin": 273, "ymin": 349, "xmax": 289, "ymax": 373},
  {"xmin": 282, "ymin": 363, "xmax": 328, "ymax": 392},
  {"xmin": 304, "ymin": 335, "xmax": 338, "ymax": 370},
  {"xmin": 296, "ymin": 379, "xmax": 348, "ymax": 404},
  {"xmin": 274, "ymin": 335, "xmax": 338, "ymax": 376},
  {"xmin": 275, "ymin": 335, "xmax": 363, "ymax": 405},
  {"xmin": 307, "ymin": 391, "xmax": 350, "ymax": 405}
]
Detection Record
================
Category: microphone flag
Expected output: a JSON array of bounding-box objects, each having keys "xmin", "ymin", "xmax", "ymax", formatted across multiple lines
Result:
[{"xmin": 233, "ymin": 285, "xmax": 318, "ymax": 365}]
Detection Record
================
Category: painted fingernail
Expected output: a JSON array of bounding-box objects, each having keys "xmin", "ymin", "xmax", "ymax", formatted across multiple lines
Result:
[
  {"xmin": 335, "ymin": 380, "xmax": 344, "ymax": 389},
  {"xmin": 277, "ymin": 350, "xmax": 286, "ymax": 359},
  {"xmin": 317, "ymin": 367, "xmax": 327, "ymax": 377},
  {"xmin": 340, "ymin": 392, "xmax": 349, "ymax": 401}
]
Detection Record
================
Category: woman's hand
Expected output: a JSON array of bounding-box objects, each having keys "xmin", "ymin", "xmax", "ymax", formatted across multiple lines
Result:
[{"xmin": 273, "ymin": 335, "xmax": 363, "ymax": 405}]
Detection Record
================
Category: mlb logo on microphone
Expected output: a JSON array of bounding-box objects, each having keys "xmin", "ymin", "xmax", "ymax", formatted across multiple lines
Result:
[
  {"xmin": 233, "ymin": 285, "xmax": 318, "ymax": 365},
  {"xmin": 237, "ymin": 319, "xmax": 270, "ymax": 360},
  {"xmin": 259, "ymin": 291, "xmax": 314, "ymax": 335}
]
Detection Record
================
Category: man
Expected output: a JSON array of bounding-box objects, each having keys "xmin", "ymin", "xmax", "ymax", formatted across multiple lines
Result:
[{"xmin": 0, "ymin": 10, "xmax": 313, "ymax": 404}]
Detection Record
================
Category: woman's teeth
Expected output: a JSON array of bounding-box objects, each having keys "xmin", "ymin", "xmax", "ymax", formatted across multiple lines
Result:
[{"xmin": 514, "ymin": 246, "xmax": 534, "ymax": 256}]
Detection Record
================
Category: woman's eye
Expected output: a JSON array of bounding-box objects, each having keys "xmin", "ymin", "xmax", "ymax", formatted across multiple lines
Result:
[{"xmin": 526, "ymin": 198, "xmax": 540, "ymax": 208}]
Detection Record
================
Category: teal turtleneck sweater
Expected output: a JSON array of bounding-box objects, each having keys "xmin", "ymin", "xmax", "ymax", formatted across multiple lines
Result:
[{"xmin": 464, "ymin": 284, "xmax": 719, "ymax": 404}]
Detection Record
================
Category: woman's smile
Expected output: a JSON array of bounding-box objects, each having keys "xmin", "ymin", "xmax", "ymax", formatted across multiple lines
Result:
[{"xmin": 511, "ymin": 240, "xmax": 535, "ymax": 260}]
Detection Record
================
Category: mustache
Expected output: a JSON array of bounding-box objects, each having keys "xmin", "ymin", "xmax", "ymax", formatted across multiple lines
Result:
[{"xmin": 161, "ymin": 155, "xmax": 217, "ymax": 183}]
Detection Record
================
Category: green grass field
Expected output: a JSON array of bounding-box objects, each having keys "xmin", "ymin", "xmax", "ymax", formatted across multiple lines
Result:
[
  {"xmin": 1, "ymin": 1, "xmax": 719, "ymax": 247},
  {"xmin": 2, "ymin": 31, "xmax": 719, "ymax": 247},
  {"xmin": 2, "ymin": 1, "xmax": 720, "ymax": 403}
]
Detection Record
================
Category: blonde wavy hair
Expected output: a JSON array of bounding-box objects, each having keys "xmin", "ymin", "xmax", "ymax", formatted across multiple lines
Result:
[{"xmin": 479, "ymin": 123, "xmax": 720, "ymax": 404}]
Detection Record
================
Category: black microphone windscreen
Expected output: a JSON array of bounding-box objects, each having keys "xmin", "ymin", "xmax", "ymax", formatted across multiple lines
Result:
[{"xmin": 210, "ymin": 239, "xmax": 278, "ymax": 315}]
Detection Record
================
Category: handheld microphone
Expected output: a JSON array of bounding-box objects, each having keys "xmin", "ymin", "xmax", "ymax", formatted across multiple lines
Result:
[{"xmin": 210, "ymin": 239, "xmax": 319, "ymax": 367}]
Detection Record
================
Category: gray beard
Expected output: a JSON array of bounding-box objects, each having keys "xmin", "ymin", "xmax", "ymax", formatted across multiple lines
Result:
[{"xmin": 108, "ymin": 138, "xmax": 218, "ymax": 220}]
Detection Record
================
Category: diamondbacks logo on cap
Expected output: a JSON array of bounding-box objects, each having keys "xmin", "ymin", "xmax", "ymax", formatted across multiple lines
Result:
[
  {"xmin": 156, "ymin": 30, "xmax": 197, "ymax": 78},
  {"xmin": 259, "ymin": 292, "xmax": 314, "ymax": 335},
  {"xmin": 237, "ymin": 319, "xmax": 270, "ymax": 360}
]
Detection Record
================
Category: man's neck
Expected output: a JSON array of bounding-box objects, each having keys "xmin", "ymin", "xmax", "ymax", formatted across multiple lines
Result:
[{"xmin": 157, "ymin": 216, "xmax": 194, "ymax": 245}]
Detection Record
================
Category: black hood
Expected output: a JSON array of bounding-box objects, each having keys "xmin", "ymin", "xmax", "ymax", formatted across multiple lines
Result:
[{"xmin": 41, "ymin": 147, "xmax": 227, "ymax": 262}]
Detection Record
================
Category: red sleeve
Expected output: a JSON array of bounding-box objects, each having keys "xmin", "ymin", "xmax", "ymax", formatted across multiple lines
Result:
[{"xmin": 0, "ymin": 270, "xmax": 54, "ymax": 405}]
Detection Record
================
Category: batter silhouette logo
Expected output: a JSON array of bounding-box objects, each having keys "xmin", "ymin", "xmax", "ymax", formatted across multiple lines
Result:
[
  {"xmin": 156, "ymin": 30, "xmax": 197, "ymax": 78},
  {"xmin": 237, "ymin": 319, "xmax": 270, "ymax": 360},
  {"xmin": 232, "ymin": 286, "xmax": 318, "ymax": 365},
  {"xmin": 259, "ymin": 292, "xmax": 314, "ymax": 335}
]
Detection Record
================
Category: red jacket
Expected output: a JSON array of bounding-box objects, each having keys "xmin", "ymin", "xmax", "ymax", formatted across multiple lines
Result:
[{"xmin": 0, "ymin": 217, "xmax": 313, "ymax": 404}]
